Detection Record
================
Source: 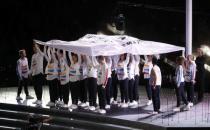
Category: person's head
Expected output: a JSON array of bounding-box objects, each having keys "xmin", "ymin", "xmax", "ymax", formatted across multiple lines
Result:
[
  {"xmin": 81, "ymin": 55, "xmax": 85, "ymax": 62},
  {"xmin": 32, "ymin": 43, "xmax": 39, "ymax": 53},
  {"xmin": 176, "ymin": 56, "xmax": 185, "ymax": 65},
  {"xmin": 72, "ymin": 52, "xmax": 78, "ymax": 63},
  {"xmin": 58, "ymin": 50, "xmax": 63, "ymax": 58},
  {"xmin": 19, "ymin": 49, "xmax": 26, "ymax": 58},
  {"xmin": 120, "ymin": 53, "xmax": 126, "ymax": 61},
  {"xmin": 98, "ymin": 56, "xmax": 105, "ymax": 64},
  {"xmin": 152, "ymin": 56, "xmax": 158, "ymax": 65},
  {"xmin": 147, "ymin": 55, "xmax": 153, "ymax": 62},
  {"xmin": 197, "ymin": 48, "xmax": 203, "ymax": 56},
  {"xmin": 186, "ymin": 55, "xmax": 195, "ymax": 63}
]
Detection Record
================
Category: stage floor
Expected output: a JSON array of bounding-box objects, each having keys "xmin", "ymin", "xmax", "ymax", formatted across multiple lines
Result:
[{"xmin": 0, "ymin": 86, "xmax": 210, "ymax": 128}]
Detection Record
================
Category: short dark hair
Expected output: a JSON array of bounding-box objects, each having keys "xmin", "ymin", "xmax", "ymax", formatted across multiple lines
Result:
[
  {"xmin": 59, "ymin": 50, "xmax": 63, "ymax": 54},
  {"xmin": 152, "ymin": 56, "xmax": 158, "ymax": 65},
  {"xmin": 98, "ymin": 56, "xmax": 105, "ymax": 61}
]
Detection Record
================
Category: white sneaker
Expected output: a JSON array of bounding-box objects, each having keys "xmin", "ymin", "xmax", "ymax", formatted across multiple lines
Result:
[
  {"xmin": 46, "ymin": 102, "xmax": 55, "ymax": 107},
  {"xmin": 36, "ymin": 100, "xmax": 42, "ymax": 105},
  {"xmin": 81, "ymin": 102, "xmax": 89, "ymax": 108},
  {"xmin": 121, "ymin": 103, "xmax": 128, "ymax": 108},
  {"xmin": 105, "ymin": 105, "xmax": 111, "ymax": 109},
  {"xmin": 118, "ymin": 103, "xmax": 122, "ymax": 107},
  {"xmin": 56, "ymin": 101, "xmax": 64, "ymax": 106},
  {"xmin": 183, "ymin": 104, "xmax": 190, "ymax": 111},
  {"xmin": 89, "ymin": 106, "xmax": 96, "ymax": 111},
  {"xmin": 78, "ymin": 100, "xmax": 82, "ymax": 106},
  {"xmin": 63, "ymin": 104, "xmax": 68, "ymax": 108},
  {"xmin": 173, "ymin": 107, "xmax": 181, "ymax": 112},
  {"xmin": 152, "ymin": 111, "xmax": 158, "ymax": 115},
  {"xmin": 70, "ymin": 104, "xmax": 78, "ymax": 110},
  {"xmin": 128, "ymin": 101, "xmax": 135, "ymax": 107},
  {"xmin": 16, "ymin": 96, "xmax": 23, "ymax": 101},
  {"xmin": 26, "ymin": 95, "xmax": 34, "ymax": 100},
  {"xmin": 99, "ymin": 109, "xmax": 106, "ymax": 114},
  {"xmin": 189, "ymin": 102, "xmax": 194, "ymax": 107},
  {"xmin": 133, "ymin": 101, "xmax": 138, "ymax": 106},
  {"xmin": 32, "ymin": 100, "xmax": 38, "ymax": 104},
  {"xmin": 111, "ymin": 100, "xmax": 118, "ymax": 105},
  {"xmin": 147, "ymin": 100, "xmax": 152, "ymax": 106},
  {"xmin": 110, "ymin": 98, "xmax": 114, "ymax": 103},
  {"xmin": 130, "ymin": 101, "xmax": 138, "ymax": 108}
]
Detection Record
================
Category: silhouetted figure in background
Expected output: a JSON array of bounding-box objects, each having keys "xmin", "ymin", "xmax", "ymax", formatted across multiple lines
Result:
[{"xmin": 195, "ymin": 48, "xmax": 206, "ymax": 102}]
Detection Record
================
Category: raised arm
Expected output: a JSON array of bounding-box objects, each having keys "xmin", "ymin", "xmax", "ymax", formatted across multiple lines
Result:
[
  {"xmin": 134, "ymin": 55, "xmax": 140, "ymax": 64},
  {"xmin": 78, "ymin": 54, "xmax": 81, "ymax": 64},
  {"xmin": 36, "ymin": 44, "xmax": 48, "ymax": 61},
  {"xmin": 45, "ymin": 46, "xmax": 50, "ymax": 62},
  {"xmin": 125, "ymin": 53, "xmax": 130, "ymax": 65},
  {"xmin": 63, "ymin": 50, "xmax": 66, "ymax": 60},
  {"xmin": 68, "ymin": 52, "xmax": 73, "ymax": 64},
  {"xmin": 106, "ymin": 56, "xmax": 112, "ymax": 68},
  {"xmin": 92, "ymin": 56, "xmax": 99, "ymax": 67},
  {"xmin": 130, "ymin": 54, "xmax": 135, "ymax": 64},
  {"xmin": 86, "ymin": 55, "xmax": 91, "ymax": 66},
  {"xmin": 51, "ymin": 48, "xmax": 57, "ymax": 62}
]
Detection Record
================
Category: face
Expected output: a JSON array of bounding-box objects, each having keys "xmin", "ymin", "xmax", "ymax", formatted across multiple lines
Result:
[
  {"xmin": 20, "ymin": 51, "xmax": 26, "ymax": 58},
  {"xmin": 197, "ymin": 48, "xmax": 203, "ymax": 56},
  {"xmin": 98, "ymin": 56, "xmax": 105, "ymax": 64},
  {"xmin": 120, "ymin": 54, "xmax": 125, "ymax": 61},
  {"xmin": 33, "ymin": 46, "xmax": 37, "ymax": 53},
  {"xmin": 147, "ymin": 55, "xmax": 153, "ymax": 61},
  {"xmin": 72, "ymin": 54, "xmax": 78, "ymax": 63},
  {"xmin": 58, "ymin": 51, "xmax": 63, "ymax": 59}
]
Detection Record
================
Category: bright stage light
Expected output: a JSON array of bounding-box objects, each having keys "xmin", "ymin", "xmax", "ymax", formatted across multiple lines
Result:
[{"xmin": 201, "ymin": 45, "xmax": 210, "ymax": 56}]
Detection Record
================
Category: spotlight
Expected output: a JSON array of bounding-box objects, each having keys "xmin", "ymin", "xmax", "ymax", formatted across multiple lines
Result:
[{"xmin": 201, "ymin": 45, "xmax": 210, "ymax": 56}]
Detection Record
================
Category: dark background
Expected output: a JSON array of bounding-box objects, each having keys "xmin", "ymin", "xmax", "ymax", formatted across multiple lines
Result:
[{"xmin": 0, "ymin": 0, "xmax": 210, "ymax": 87}]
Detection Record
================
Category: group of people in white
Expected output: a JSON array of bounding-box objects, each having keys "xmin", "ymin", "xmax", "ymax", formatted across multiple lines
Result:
[{"xmin": 16, "ymin": 42, "xmax": 197, "ymax": 114}]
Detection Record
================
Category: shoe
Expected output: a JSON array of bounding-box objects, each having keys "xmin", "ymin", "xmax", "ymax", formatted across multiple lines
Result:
[
  {"xmin": 147, "ymin": 100, "xmax": 152, "ymax": 106},
  {"xmin": 81, "ymin": 102, "xmax": 89, "ymax": 108},
  {"xmin": 78, "ymin": 100, "xmax": 82, "ymax": 106},
  {"xmin": 70, "ymin": 104, "xmax": 78, "ymax": 110},
  {"xmin": 183, "ymin": 104, "xmax": 190, "ymax": 111},
  {"xmin": 16, "ymin": 96, "xmax": 23, "ymax": 101},
  {"xmin": 121, "ymin": 103, "xmax": 128, "ymax": 108},
  {"xmin": 63, "ymin": 104, "xmax": 68, "ymax": 108},
  {"xmin": 36, "ymin": 100, "xmax": 42, "ymax": 105},
  {"xmin": 46, "ymin": 102, "xmax": 55, "ymax": 107},
  {"xmin": 189, "ymin": 102, "xmax": 194, "ymax": 107},
  {"xmin": 111, "ymin": 100, "xmax": 118, "ymax": 105},
  {"xmin": 105, "ymin": 105, "xmax": 111, "ymax": 109},
  {"xmin": 89, "ymin": 106, "xmax": 96, "ymax": 111},
  {"xmin": 173, "ymin": 107, "xmax": 181, "ymax": 112},
  {"xmin": 110, "ymin": 98, "xmax": 114, "ymax": 103},
  {"xmin": 56, "ymin": 101, "xmax": 64, "ymax": 106},
  {"xmin": 96, "ymin": 106, "xmax": 100, "ymax": 110},
  {"xmin": 32, "ymin": 100, "xmax": 38, "ymax": 104},
  {"xmin": 152, "ymin": 111, "xmax": 158, "ymax": 115},
  {"xmin": 130, "ymin": 101, "xmax": 138, "ymax": 108},
  {"xmin": 26, "ymin": 95, "xmax": 34, "ymax": 100},
  {"xmin": 128, "ymin": 101, "xmax": 134, "ymax": 107},
  {"xmin": 99, "ymin": 109, "xmax": 106, "ymax": 114},
  {"xmin": 118, "ymin": 103, "xmax": 122, "ymax": 107},
  {"xmin": 133, "ymin": 101, "xmax": 138, "ymax": 106}
]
